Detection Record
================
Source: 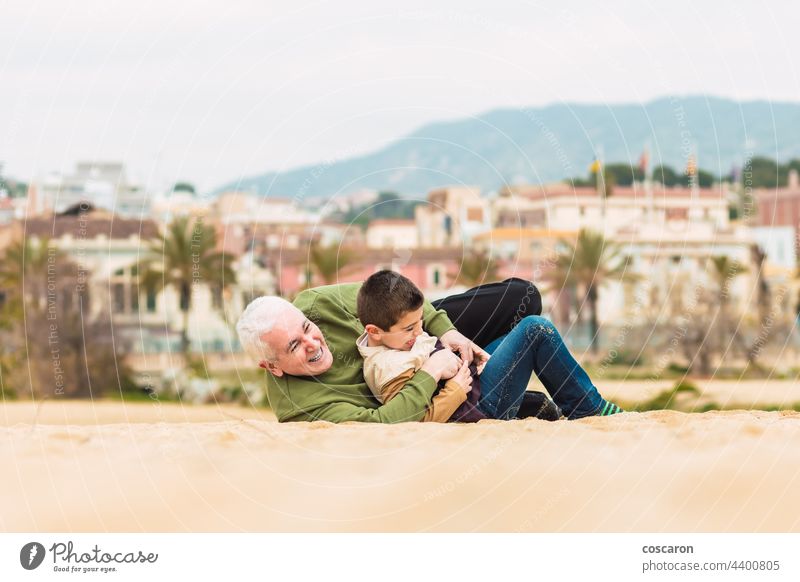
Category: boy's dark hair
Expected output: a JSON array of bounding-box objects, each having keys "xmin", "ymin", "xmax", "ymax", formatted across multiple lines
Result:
[{"xmin": 357, "ymin": 270, "xmax": 424, "ymax": 330}]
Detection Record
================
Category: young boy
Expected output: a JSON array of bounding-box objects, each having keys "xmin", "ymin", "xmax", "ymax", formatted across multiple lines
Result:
[{"xmin": 356, "ymin": 270, "xmax": 486, "ymax": 423}]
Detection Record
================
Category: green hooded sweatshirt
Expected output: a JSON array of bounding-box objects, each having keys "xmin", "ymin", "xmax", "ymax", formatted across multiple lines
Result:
[{"xmin": 266, "ymin": 283, "xmax": 455, "ymax": 423}]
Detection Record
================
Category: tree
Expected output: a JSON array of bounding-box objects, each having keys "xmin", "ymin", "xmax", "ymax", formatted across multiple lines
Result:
[
  {"xmin": 305, "ymin": 243, "xmax": 355, "ymax": 286},
  {"xmin": 695, "ymin": 169, "xmax": 714, "ymax": 188},
  {"xmin": 707, "ymin": 254, "xmax": 747, "ymax": 362},
  {"xmin": 172, "ymin": 182, "xmax": 196, "ymax": 194},
  {"xmin": 551, "ymin": 229, "xmax": 634, "ymax": 353},
  {"xmin": 451, "ymin": 250, "xmax": 499, "ymax": 288},
  {"xmin": 742, "ymin": 245, "xmax": 772, "ymax": 368},
  {"xmin": 0, "ymin": 237, "xmax": 132, "ymax": 398},
  {"xmin": 603, "ymin": 163, "xmax": 644, "ymax": 186},
  {"xmin": 138, "ymin": 216, "xmax": 236, "ymax": 355},
  {"xmin": 708, "ymin": 255, "xmax": 747, "ymax": 305},
  {"xmin": 652, "ymin": 164, "xmax": 681, "ymax": 186},
  {"xmin": 341, "ymin": 191, "xmax": 422, "ymax": 228}
]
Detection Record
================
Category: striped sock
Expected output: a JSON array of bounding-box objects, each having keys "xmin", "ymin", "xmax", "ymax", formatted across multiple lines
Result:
[{"xmin": 599, "ymin": 401, "xmax": 624, "ymax": 416}]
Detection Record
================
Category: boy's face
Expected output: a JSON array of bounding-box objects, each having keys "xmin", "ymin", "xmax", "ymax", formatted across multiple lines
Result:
[{"xmin": 368, "ymin": 306, "xmax": 424, "ymax": 351}]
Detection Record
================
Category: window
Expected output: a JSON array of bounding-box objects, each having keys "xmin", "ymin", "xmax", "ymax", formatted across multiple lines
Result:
[
  {"xmin": 146, "ymin": 287, "xmax": 157, "ymax": 313},
  {"xmin": 131, "ymin": 284, "xmax": 139, "ymax": 312},
  {"xmin": 467, "ymin": 207, "xmax": 483, "ymax": 222},
  {"xmin": 666, "ymin": 208, "xmax": 688, "ymax": 220},
  {"xmin": 179, "ymin": 287, "xmax": 190, "ymax": 311},
  {"xmin": 61, "ymin": 289, "xmax": 72, "ymax": 312},
  {"xmin": 113, "ymin": 283, "xmax": 125, "ymax": 312},
  {"xmin": 242, "ymin": 291, "xmax": 255, "ymax": 307},
  {"xmin": 211, "ymin": 286, "xmax": 223, "ymax": 310}
]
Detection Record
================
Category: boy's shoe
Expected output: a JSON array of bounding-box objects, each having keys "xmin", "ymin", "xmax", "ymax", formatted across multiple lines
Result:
[
  {"xmin": 516, "ymin": 391, "xmax": 563, "ymax": 421},
  {"xmin": 598, "ymin": 401, "xmax": 624, "ymax": 416}
]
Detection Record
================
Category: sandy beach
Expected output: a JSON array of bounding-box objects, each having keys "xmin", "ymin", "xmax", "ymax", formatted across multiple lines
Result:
[{"xmin": 2, "ymin": 392, "xmax": 800, "ymax": 533}]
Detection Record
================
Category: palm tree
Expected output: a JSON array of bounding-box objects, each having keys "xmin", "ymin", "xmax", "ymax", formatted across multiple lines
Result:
[
  {"xmin": 0, "ymin": 238, "xmax": 63, "ymax": 394},
  {"xmin": 307, "ymin": 243, "xmax": 355, "ymax": 285},
  {"xmin": 0, "ymin": 236, "xmax": 120, "ymax": 398},
  {"xmin": 551, "ymin": 229, "xmax": 634, "ymax": 353},
  {"xmin": 708, "ymin": 255, "xmax": 747, "ymax": 301},
  {"xmin": 139, "ymin": 216, "xmax": 236, "ymax": 355},
  {"xmin": 707, "ymin": 255, "xmax": 747, "ymax": 356},
  {"xmin": 743, "ymin": 246, "xmax": 770, "ymax": 366},
  {"xmin": 0, "ymin": 237, "xmax": 48, "ymax": 323},
  {"xmin": 451, "ymin": 249, "xmax": 499, "ymax": 287}
]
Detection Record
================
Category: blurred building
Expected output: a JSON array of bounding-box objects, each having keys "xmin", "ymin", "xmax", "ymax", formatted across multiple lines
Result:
[
  {"xmin": 150, "ymin": 188, "xmax": 210, "ymax": 221},
  {"xmin": 494, "ymin": 182, "xmax": 730, "ymax": 234},
  {"xmin": 211, "ymin": 191, "xmax": 351, "ymax": 255},
  {"xmin": 31, "ymin": 162, "xmax": 150, "ymax": 217},
  {"xmin": 755, "ymin": 169, "xmax": 800, "ymax": 254},
  {"xmin": 366, "ymin": 219, "xmax": 418, "ymax": 249},
  {"xmin": 416, "ymin": 186, "xmax": 490, "ymax": 247},
  {"xmin": 483, "ymin": 181, "xmax": 772, "ymax": 328},
  {"xmin": 751, "ymin": 226, "xmax": 797, "ymax": 271},
  {"xmin": 2, "ymin": 206, "xmax": 273, "ymax": 372},
  {"xmin": 266, "ymin": 247, "xmax": 459, "ymax": 298}
]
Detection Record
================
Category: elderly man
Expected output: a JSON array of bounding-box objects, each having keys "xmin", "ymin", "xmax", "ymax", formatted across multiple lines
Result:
[{"xmin": 236, "ymin": 278, "xmax": 622, "ymax": 423}]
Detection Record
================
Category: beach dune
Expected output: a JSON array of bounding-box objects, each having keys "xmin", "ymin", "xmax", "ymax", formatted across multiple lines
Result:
[{"xmin": 2, "ymin": 400, "xmax": 800, "ymax": 532}]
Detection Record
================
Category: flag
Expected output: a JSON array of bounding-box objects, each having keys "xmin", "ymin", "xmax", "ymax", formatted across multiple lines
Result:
[
  {"xmin": 638, "ymin": 147, "xmax": 649, "ymax": 176},
  {"xmin": 686, "ymin": 155, "xmax": 697, "ymax": 177},
  {"xmin": 589, "ymin": 157, "xmax": 601, "ymax": 173}
]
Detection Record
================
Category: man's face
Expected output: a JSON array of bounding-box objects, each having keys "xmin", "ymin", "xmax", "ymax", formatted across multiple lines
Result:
[{"xmin": 259, "ymin": 306, "xmax": 333, "ymax": 377}]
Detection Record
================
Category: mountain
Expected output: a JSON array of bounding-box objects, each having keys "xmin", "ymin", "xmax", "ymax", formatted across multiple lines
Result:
[{"xmin": 215, "ymin": 96, "xmax": 800, "ymax": 199}]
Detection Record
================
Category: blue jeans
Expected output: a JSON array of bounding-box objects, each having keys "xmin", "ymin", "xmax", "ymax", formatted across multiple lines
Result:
[{"xmin": 477, "ymin": 315, "xmax": 605, "ymax": 420}]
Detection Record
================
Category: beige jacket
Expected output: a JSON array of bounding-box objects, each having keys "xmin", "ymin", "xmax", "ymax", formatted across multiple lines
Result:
[{"xmin": 356, "ymin": 331, "xmax": 467, "ymax": 423}]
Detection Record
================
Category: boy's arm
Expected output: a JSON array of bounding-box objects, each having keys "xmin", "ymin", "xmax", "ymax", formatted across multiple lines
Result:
[
  {"xmin": 421, "ymin": 380, "xmax": 467, "ymax": 423},
  {"xmin": 383, "ymin": 370, "xmax": 467, "ymax": 423},
  {"xmin": 379, "ymin": 368, "xmax": 416, "ymax": 403}
]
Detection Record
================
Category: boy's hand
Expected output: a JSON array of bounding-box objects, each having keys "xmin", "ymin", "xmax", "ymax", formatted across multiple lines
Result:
[
  {"xmin": 440, "ymin": 329, "xmax": 490, "ymax": 373},
  {"xmin": 451, "ymin": 362, "xmax": 473, "ymax": 393},
  {"xmin": 420, "ymin": 349, "xmax": 461, "ymax": 382}
]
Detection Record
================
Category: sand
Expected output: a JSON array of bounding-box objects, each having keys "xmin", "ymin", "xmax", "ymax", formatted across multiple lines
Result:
[{"xmin": 2, "ymin": 397, "xmax": 800, "ymax": 532}]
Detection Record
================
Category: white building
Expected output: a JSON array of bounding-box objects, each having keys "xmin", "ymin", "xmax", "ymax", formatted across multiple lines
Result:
[
  {"xmin": 415, "ymin": 186, "xmax": 491, "ymax": 247},
  {"xmin": 494, "ymin": 182, "xmax": 731, "ymax": 235},
  {"xmin": 32, "ymin": 162, "xmax": 150, "ymax": 217},
  {"xmin": 366, "ymin": 219, "xmax": 419, "ymax": 249},
  {"xmin": 150, "ymin": 189, "xmax": 210, "ymax": 222},
  {"xmin": 491, "ymin": 181, "xmax": 770, "ymax": 327},
  {"xmin": 752, "ymin": 226, "xmax": 797, "ymax": 271}
]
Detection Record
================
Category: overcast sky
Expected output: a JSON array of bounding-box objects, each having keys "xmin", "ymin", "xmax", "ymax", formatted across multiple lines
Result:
[{"xmin": 1, "ymin": 0, "xmax": 798, "ymax": 192}]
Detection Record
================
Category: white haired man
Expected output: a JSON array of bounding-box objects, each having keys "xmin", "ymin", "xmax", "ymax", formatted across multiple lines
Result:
[{"xmin": 237, "ymin": 278, "xmax": 622, "ymax": 423}]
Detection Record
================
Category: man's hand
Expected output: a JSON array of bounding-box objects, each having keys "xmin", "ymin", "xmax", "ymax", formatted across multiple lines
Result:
[
  {"xmin": 450, "ymin": 361, "xmax": 473, "ymax": 394},
  {"xmin": 440, "ymin": 329, "xmax": 490, "ymax": 373},
  {"xmin": 420, "ymin": 348, "xmax": 461, "ymax": 382}
]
